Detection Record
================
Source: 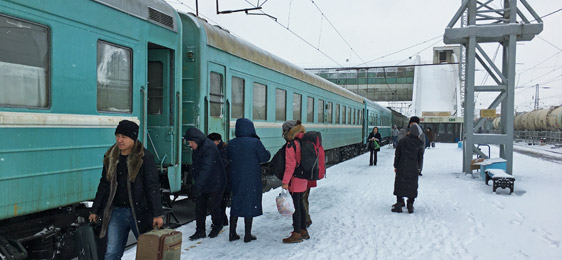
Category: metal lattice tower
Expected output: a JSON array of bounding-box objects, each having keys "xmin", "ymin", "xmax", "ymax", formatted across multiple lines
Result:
[{"xmin": 444, "ymin": 0, "xmax": 543, "ymax": 174}]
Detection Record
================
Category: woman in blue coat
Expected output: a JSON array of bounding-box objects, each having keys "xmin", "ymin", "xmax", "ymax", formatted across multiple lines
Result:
[{"xmin": 227, "ymin": 118, "xmax": 271, "ymax": 242}]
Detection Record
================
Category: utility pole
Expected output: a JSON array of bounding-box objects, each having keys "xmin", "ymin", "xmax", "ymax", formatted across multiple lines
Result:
[
  {"xmin": 534, "ymin": 84, "xmax": 540, "ymax": 110},
  {"xmin": 444, "ymin": 0, "xmax": 543, "ymax": 175}
]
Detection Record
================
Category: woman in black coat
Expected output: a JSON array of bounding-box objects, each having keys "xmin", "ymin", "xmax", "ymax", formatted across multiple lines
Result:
[
  {"xmin": 392, "ymin": 124, "xmax": 424, "ymax": 213},
  {"xmin": 367, "ymin": 127, "xmax": 382, "ymax": 166}
]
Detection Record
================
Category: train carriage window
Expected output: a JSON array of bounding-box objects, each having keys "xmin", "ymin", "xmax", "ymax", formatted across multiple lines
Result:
[
  {"xmin": 253, "ymin": 83, "xmax": 267, "ymax": 120},
  {"xmin": 97, "ymin": 41, "xmax": 132, "ymax": 113},
  {"xmin": 318, "ymin": 100, "xmax": 324, "ymax": 123},
  {"xmin": 307, "ymin": 97, "xmax": 314, "ymax": 123},
  {"xmin": 335, "ymin": 104, "xmax": 340, "ymax": 124},
  {"xmin": 147, "ymin": 61, "xmax": 163, "ymax": 114},
  {"xmin": 275, "ymin": 88, "xmax": 286, "ymax": 121},
  {"xmin": 360, "ymin": 109, "xmax": 363, "ymax": 125},
  {"xmin": 293, "ymin": 93, "xmax": 302, "ymax": 121},
  {"xmin": 342, "ymin": 106, "xmax": 346, "ymax": 124},
  {"xmin": 326, "ymin": 102, "xmax": 333, "ymax": 123},
  {"xmin": 353, "ymin": 109, "xmax": 356, "ymax": 125},
  {"xmin": 348, "ymin": 108, "xmax": 351, "ymax": 124},
  {"xmin": 0, "ymin": 15, "xmax": 49, "ymax": 108},
  {"xmin": 231, "ymin": 76, "xmax": 245, "ymax": 118},
  {"xmin": 210, "ymin": 72, "xmax": 223, "ymax": 117}
]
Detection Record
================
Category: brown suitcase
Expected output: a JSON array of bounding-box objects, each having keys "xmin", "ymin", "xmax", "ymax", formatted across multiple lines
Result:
[{"xmin": 136, "ymin": 228, "xmax": 182, "ymax": 260}]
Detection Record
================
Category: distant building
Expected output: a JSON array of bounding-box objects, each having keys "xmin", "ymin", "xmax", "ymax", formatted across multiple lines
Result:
[{"xmin": 309, "ymin": 45, "xmax": 464, "ymax": 142}]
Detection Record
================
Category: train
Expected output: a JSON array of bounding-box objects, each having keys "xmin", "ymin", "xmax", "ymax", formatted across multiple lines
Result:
[
  {"xmin": 0, "ymin": 0, "xmax": 406, "ymax": 258},
  {"xmin": 487, "ymin": 106, "xmax": 562, "ymax": 131}
]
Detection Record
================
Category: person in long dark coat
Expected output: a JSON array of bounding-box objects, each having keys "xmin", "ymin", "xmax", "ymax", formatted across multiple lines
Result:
[
  {"xmin": 392, "ymin": 123, "xmax": 424, "ymax": 214},
  {"xmin": 208, "ymin": 132, "xmax": 231, "ymax": 227},
  {"xmin": 227, "ymin": 118, "xmax": 271, "ymax": 242},
  {"xmin": 397, "ymin": 116, "xmax": 426, "ymax": 175},
  {"xmin": 184, "ymin": 127, "xmax": 227, "ymax": 240},
  {"xmin": 367, "ymin": 127, "xmax": 382, "ymax": 166}
]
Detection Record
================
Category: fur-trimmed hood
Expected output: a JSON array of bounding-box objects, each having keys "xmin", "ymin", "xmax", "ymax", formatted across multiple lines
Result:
[
  {"xmin": 284, "ymin": 124, "xmax": 306, "ymax": 141},
  {"xmin": 104, "ymin": 140, "xmax": 144, "ymax": 182}
]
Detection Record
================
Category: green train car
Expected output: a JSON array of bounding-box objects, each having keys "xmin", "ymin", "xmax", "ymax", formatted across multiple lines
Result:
[
  {"xmin": 0, "ymin": 1, "xmax": 404, "ymax": 258},
  {"xmin": 178, "ymin": 12, "xmax": 380, "ymax": 166},
  {"xmin": 0, "ymin": 0, "xmax": 182, "ymax": 258}
]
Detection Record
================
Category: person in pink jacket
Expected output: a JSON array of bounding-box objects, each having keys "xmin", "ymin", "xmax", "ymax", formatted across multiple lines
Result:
[{"xmin": 280, "ymin": 120, "xmax": 309, "ymax": 243}]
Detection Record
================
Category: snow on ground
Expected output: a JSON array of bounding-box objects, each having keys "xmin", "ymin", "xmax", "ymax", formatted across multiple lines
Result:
[{"xmin": 123, "ymin": 143, "xmax": 562, "ymax": 260}]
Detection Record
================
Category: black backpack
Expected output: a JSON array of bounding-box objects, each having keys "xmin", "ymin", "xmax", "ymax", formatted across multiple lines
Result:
[
  {"xmin": 270, "ymin": 142, "xmax": 295, "ymax": 180},
  {"xmin": 293, "ymin": 131, "xmax": 324, "ymax": 181}
]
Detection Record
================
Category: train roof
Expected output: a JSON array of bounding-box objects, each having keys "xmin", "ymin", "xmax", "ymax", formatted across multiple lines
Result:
[
  {"xmin": 364, "ymin": 97, "xmax": 390, "ymax": 112},
  {"xmin": 184, "ymin": 13, "xmax": 364, "ymax": 104},
  {"xmin": 92, "ymin": 0, "xmax": 178, "ymax": 32}
]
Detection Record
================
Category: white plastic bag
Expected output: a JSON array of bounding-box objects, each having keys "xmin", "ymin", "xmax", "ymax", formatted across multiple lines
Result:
[{"xmin": 276, "ymin": 189, "xmax": 295, "ymax": 216}]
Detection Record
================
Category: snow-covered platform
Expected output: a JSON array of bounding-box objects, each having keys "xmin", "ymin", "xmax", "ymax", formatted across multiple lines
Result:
[{"xmin": 121, "ymin": 143, "xmax": 562, "ymax": 260}]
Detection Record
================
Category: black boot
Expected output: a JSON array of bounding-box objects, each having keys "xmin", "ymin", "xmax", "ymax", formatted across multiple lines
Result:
[
  {"xmin": 208, "ymin": 224, "xmax": 223, "ymax": 238},
  {"xmin": 391, "ymin": 197, "xmax": 405, "ymax": 213},
  {"xmin": 223, "ymin": 213, "xmax": 229, "ymax": 226},
  {"xmin": 407, "ymin": 199, "xmax": 414, "ymax": 214},
  {"xmin": 189, "ymin": 229, "xmax": 206, "ymax": 241},
  {"xmin": 229, "ymin": 216, "xmax": 240, "ymax": 241},
  {"xmin": 243, "ymin": 217, "xmax": 256, "ymax": 243}
]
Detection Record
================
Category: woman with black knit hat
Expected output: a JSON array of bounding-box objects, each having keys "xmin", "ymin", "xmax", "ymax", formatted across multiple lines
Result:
[{"xmin": 89, "ymin": 120, "xmax": 163, "ymax": 259}]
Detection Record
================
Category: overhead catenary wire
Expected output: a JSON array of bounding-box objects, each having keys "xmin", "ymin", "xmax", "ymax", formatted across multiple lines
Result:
[
  {"xmin": 169, "ymin": 0, "xmax": 343, "ymax": 66},
  {"xmin": 530, "ymin": 7, "xmax": 562, "ymax": 22},
  {"xmin": 395, "ymin": 38, "xmax": 443, "ymax": 66},
  {"xmin": 537, "ymin": 36, "xmax": 562, "ymax": 52},
  {"xmin": 308, "ymin": 0, "xmax": 365, "ymax": 63},
  {"xmin": 243, "ymin": 0, "xmax": 344, "ymax": 67},
  {"xmin": 354, "ymin": 35, "xmax": 443, "ymax": 67}
]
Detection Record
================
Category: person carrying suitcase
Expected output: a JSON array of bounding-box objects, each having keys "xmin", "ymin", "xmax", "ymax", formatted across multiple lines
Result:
[{"xmin": 89, "ymin": 120, "xmax": 163, "ymax": 260}]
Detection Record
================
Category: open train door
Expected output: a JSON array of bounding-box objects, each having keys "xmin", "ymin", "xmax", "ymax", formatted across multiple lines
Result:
[{"xmin": 147, "ymin": 46, "xmax": 181, "ymax": 193}]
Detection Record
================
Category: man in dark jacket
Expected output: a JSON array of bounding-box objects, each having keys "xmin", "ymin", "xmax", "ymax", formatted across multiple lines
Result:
[
  {"xmin": 207, "ymin": 132, "xmax": 231, "ymax": 227},
  {"xmin": 227, "ymin": 118, "xmax": 271, "ymax": 242},
  {"xmin": 89, "ymin": 120, "xmax": 163, "ymax": 260},
  {"xmin": 184, "ymin": 128, "xmax": 227, "ymax": 240},
  {"xmin": 392, "ymin": 123, "xmax": 424, "ymax": 214}
]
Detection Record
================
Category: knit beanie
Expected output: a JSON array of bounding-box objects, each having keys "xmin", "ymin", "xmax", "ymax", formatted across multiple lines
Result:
[
  {"xmin": 115, "ymin": 120, "xmax": 139, "ymax": 140},
  {"xmin": 282, "ymin": 120, "xmax": 301, "ymax": 133},
  {"xmin": 207, "ymin": 132, "xmax": 222, "ymax": 141},
  {"xmin": 409, "ymin": 116, "xmax": 420, "ymax": 125}
]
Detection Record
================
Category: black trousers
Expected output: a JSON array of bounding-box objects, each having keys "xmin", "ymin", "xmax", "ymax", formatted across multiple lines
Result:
[
  {"xmin": 219, "ymin": 191, "xmax": 230, "ymax": 225},
  {"xmin": 396, "ymin": 196, "xmax": 415, "ymax": 204},
  {"xmin": 369, "ymin": 150, "xmax": 378, "ymax": 165},
  {"xmin": 291, "ymin": 192, "xmax": 307, "ymax": 233},
  {"xmin": 195, "ymin": 190, "xmax": 224, "ymax": 231}
]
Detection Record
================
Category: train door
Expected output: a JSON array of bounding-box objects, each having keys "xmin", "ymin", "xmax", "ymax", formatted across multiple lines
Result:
[
  {"xmin": 207, "ymin": 63, "xmax": 226, "ymax": 138},
  {"xmin": 147, "ymin": 48, "xmax": 175, "ymax": 168}
]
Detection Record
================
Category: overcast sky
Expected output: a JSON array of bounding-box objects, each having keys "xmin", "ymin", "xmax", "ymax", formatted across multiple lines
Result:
[{"xmin": 166, "ymin": 0, "xmax": 562, "ymax": 112}]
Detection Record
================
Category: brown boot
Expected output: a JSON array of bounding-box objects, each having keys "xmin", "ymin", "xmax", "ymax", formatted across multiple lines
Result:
[
  {"xmin": 282, "ymin": 232, "xmax": 303, "ymax": 243},
  {"xmin": 300, "ymin": 229, "xmax": 310, "ymax": 240}
]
